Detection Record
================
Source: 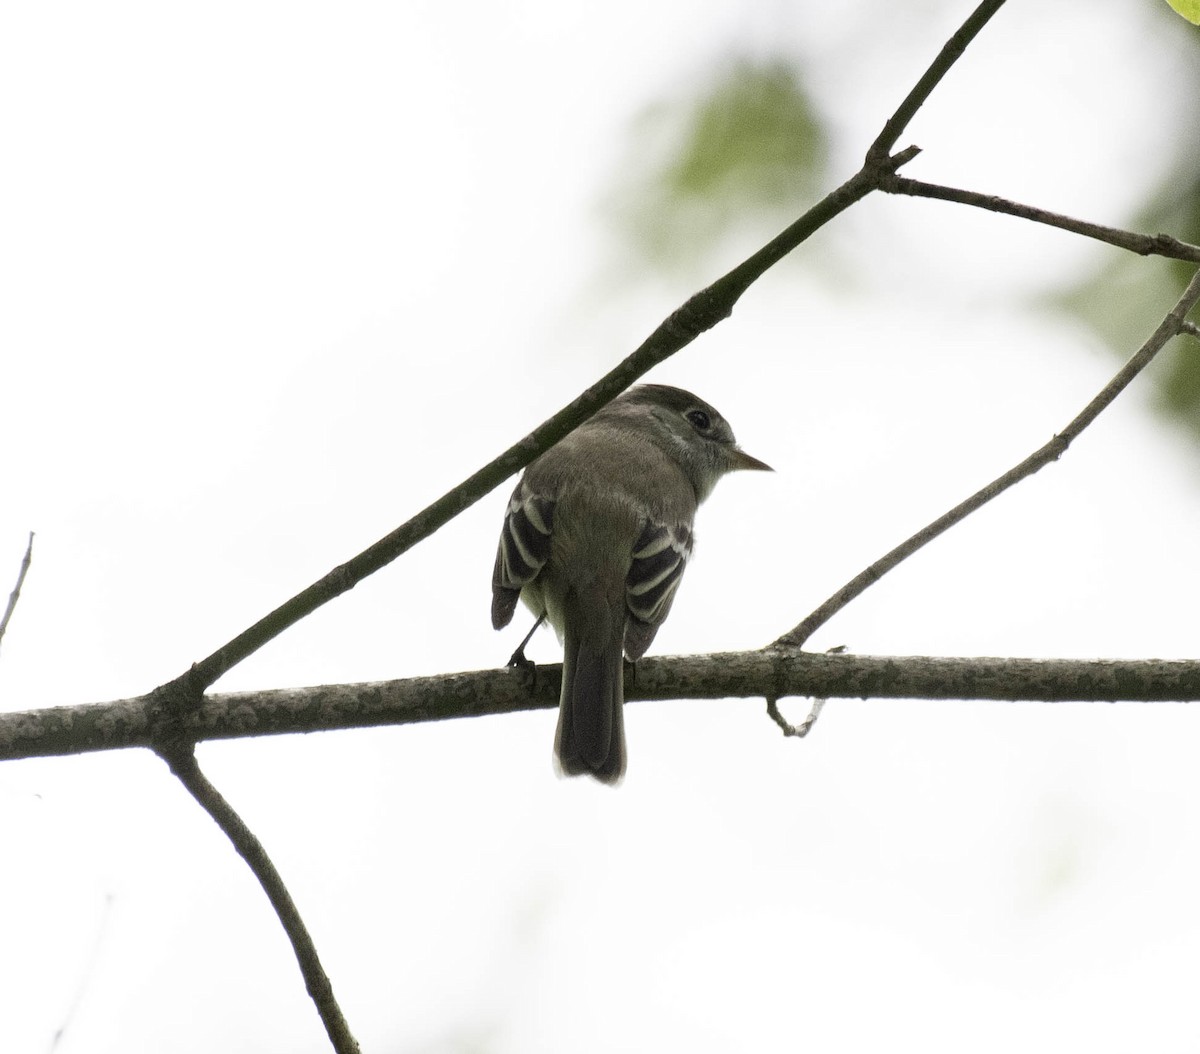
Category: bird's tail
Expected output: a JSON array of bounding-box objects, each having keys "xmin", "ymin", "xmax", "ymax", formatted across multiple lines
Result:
[{"xmin": 555, "ymin": 600, "xmax": 626, "ymax": 785}]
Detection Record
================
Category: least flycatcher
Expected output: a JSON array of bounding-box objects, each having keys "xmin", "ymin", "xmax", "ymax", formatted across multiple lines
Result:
[{"xmin": 491, "ymin": 384, "xmax": 771, "ymax": 784}]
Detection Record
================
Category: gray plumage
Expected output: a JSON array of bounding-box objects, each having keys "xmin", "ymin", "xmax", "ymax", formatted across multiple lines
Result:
[{"xmin": 491, "ymin": 384, "xmax": 770, "ymax": 784}]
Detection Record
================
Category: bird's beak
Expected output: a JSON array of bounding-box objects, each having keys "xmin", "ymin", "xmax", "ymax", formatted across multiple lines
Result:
[{"xmin": 727, "ymin": 447, "xmax": 773, "ymax": 472}]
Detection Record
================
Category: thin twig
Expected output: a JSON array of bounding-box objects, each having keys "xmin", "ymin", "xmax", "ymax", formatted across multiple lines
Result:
[
  {"xmin": 765, "ymin": 645, "xmax": 841, "ymax": 737},
  {"xmin": 775, "ymin": 267, "xmax": 1200, "ymax": 649},
  {"xmin": 1183, "ymin": 320, "xmax": 1200, "ymax": 340},
  {"xmin": 868, "ymin": 0, "xmax": 1009, "ymax": 162},
  {"xmin": 49, "ymin": 893, "xmax": 115, "ymax": 1053},
  {"xmin": 766, "ymin": 697, "xmax": 826, "ymax": 738},
  {"xmin": 159, "ymin": 743, "xmax": 361, "ymax": 1054},
  {"xmin": 0, "ymin": 531, "xmax": 35, "ymax": 655},
  {"xmin": 882, "ymin": 175, "xmax": 1200, "ymax": 262}
]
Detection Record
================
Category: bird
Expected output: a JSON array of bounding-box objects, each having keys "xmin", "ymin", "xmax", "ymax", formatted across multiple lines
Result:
[{"xmin": 491, "ymin": 383, "xmax": 771, "ymax": 784}]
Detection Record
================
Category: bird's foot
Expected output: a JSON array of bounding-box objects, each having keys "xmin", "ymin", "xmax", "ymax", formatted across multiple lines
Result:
[{"xmin": 508, "ymin": 649, "xmax": 537, "ymax": 691}]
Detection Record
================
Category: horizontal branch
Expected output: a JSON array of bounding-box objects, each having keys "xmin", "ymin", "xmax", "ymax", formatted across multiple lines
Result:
[{"xmin": 7, "ymin": 653, "xmax": 1200, "ymax": 762}]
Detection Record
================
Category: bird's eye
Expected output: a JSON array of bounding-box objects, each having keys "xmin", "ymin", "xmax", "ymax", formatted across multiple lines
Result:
[{"xmin": 686, "ymin": 409, "xmax": 711, "ymax": 432}]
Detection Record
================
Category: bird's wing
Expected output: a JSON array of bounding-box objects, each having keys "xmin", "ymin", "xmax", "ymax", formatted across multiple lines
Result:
[
  {"xmin": 623, "ymin": 520, "xmax": 693, "ymax": 660},
  {"xmin": 491, "ymin": 481, "xmax": 556, "ymax": 629}
]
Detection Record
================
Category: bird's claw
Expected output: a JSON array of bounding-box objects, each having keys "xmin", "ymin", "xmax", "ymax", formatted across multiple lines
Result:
[{"xmin": 507, "ymin": 646, "xmax": 538, "ymax": 690}]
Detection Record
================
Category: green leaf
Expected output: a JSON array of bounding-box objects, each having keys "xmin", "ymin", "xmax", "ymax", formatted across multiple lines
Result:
[
  {"xmin": 603, "ymin": 58, "xmax": 827, "ymax": 271},
  {"xmin": 1165, "ymin": 0, "xmax": 1200, "ymax": 26}
]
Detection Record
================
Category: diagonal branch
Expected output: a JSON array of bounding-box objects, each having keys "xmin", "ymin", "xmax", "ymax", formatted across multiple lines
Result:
[
  {"xmin": 0, "ymin": 531, "xmax": 34, "ymax": 655},
  {"xmin": 775, "ymin": 267, "xmax": 1200, "ymax": 649},
  {"xmin": 868, "ymin": 0, "xmax": 1009, "ymax": 162},
  {"xmin": 175, "ymin": 2, "xmax": 1015, "ymax": 697},
  {"xmin": 180, "ymin": 164, "xmax": 880, "ymax": 694},
  {"xmin": 179, "ymin": 151, "xmax": 916, "ymax": 694},
  {"xmin": 881, "ymin": 175, "xmax": 1200, "ymax": 262},
  {"xmin": 159, "ymin": 743, "xmax": 361, "ymax": 1054}
]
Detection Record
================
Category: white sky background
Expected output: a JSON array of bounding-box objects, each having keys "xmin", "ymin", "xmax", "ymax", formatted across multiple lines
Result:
[{"xmin": 2, "ymin": 2, "xmax": 1200, "ymax": 1052}]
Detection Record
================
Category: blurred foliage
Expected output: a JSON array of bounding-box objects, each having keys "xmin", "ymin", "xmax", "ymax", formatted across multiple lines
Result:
[
  {"xmin": 607, "ymin": 27, "xmax": 1200, "ymax": 444},
  {"xmin": 1054, "ymin": 7, "xmax": 1200, "ymax": 440},
  {"xmin": 1056, "ymin": 142, "xmax": 1200, "ymax": 441},
  {"xmin": 603, "ymin": 57, "xmax": 827, "ymax": 270}
]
